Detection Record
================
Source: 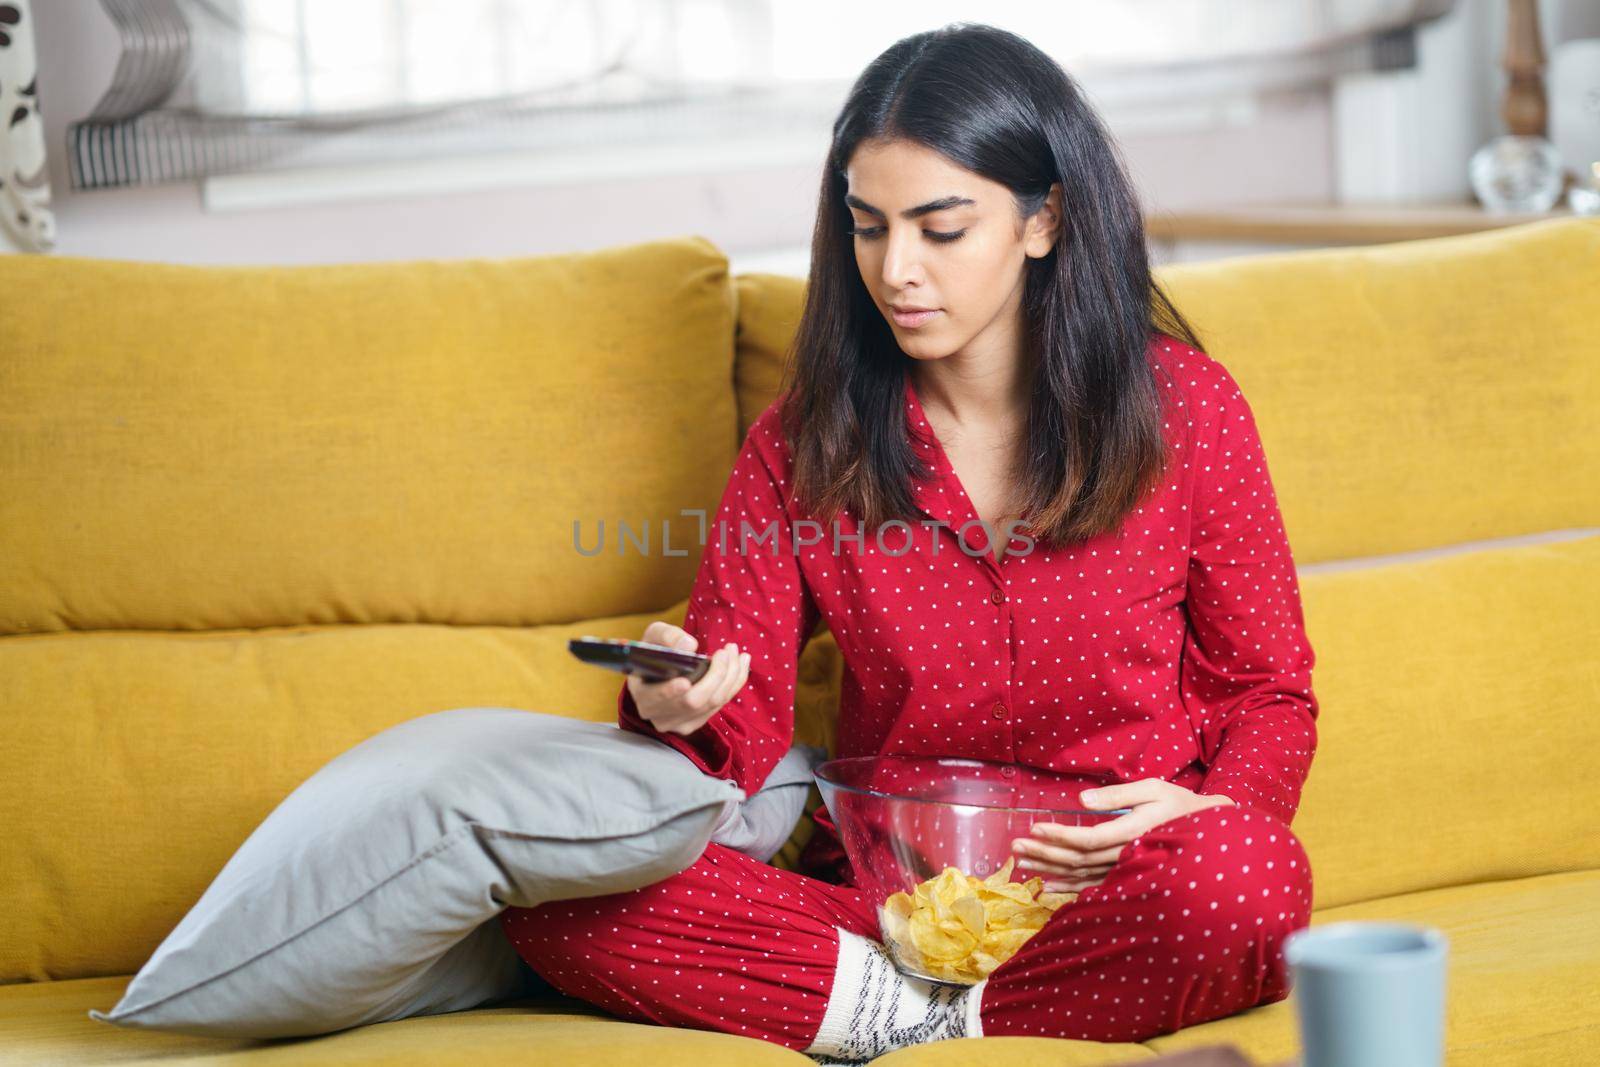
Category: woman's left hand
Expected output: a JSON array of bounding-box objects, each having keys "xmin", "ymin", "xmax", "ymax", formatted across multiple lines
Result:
[{"xmin": 1010, "ymin": 778, "xmax": 1235, "ymax": 892}]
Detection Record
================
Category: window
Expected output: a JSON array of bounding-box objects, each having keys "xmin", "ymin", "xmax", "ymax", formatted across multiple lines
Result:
[{"xmin": 69, "ymin": 0, "xmax": 1452, "ymax": 193}]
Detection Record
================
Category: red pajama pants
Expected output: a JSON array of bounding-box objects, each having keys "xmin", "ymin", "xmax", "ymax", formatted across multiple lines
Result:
[{"xmin": 497, "ymin": 802, "xmax": 1313, "ymax": 1050}]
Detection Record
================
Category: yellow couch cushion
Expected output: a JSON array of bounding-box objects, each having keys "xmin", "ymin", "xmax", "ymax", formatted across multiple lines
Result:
[
  {"xmin": 733, "ymin": 272, "xmax": 805, "ymax": 443},
  {"xmin": 731, "ymin": 219, "xmax": 1600, "ymax": 566},
  {"xmin": 0, "ymin": 237, "xmax": 739, "ymax": 635},
  {"xmin": 1291, "ymin": 532, "xmax": 1600, "ymax": 910},
  {"xmin": 1154, "ymin": 216, "xmax": 1600, "ymax": 564},
  {"xmin": 1140, "ymin": 868, "xmax": 1600, "ymax": 1067},
  {"xmin": 0, "ymin": 975, "xmax": 819, "ymax": 1065}
]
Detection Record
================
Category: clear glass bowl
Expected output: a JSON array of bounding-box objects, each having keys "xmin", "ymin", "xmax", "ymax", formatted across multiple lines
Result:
[{"xmin": 814, "ymin": 754, "xmax": 1134, "ymax": 985}]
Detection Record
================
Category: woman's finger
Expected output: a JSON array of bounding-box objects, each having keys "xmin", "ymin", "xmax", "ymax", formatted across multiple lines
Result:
[
  {"xmin": 681, "ymin": 644, "xmax": 735, "ymax": 712},
  {"xmin": 654, "ymin": 649, "xmax": 726, "ymax": 733},
  {"xmin": 644, "ymin": 621, "xmax": 696, "ymax": 652},
  {"xmin": 1047, "ymin": 863, "xmax": 1115, "ymax": 883},
  {"xmin": 689, "ymin": 647, "xmax": 746, "ymax": 731},
  {"xmin": 707, "ymin": 648, "xmax": 749, "ymax": 711},
  {"xmin": 627, "ymin": 671, "xmax": 690, "ymax": 722},
  {"xmin": 1019, "ymin": 856, "xmax": 1116, "ymax": 880},
  {"xmin": 1014, "ymin": 838, "xmax": 1125, "ymax": 869},
  {"xmin": 1029, "ymin": 818, "xmax": 1152, "ymax": 856},
  {"xmin": 1044, "ymin": 872, "xmax": 1109, "ymax": 892}
]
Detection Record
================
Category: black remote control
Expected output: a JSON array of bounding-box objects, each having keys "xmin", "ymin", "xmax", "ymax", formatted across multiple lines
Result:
[{"xmin": 567, "ymin": 636, "xmax": 713, "ymax": 684}]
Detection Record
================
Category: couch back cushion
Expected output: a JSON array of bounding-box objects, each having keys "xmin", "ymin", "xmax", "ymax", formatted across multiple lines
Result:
[
  {"xmin": 0, "ymin": 237, "xmax": 739, "ymax": 635},
  {"xmin": 1153, "ymin": 217, "xmax": 1600, "ymax": 564},
  {"xmin": 732, "ymin": 272, "xmax": 806, "ymax": 442},
  {"xmin": 1292, "ymin": 531, "xmax": 1600, "ymax": 910}
]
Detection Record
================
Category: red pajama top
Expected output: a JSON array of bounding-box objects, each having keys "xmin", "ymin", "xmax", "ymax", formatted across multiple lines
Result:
[{"xmin": 618, "ymin": 334, "xmax": 1318, "ymax": 887}]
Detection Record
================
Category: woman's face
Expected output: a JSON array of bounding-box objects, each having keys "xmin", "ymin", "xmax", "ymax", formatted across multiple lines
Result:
[{"xmin": 844, "ymin": 138, "xmax": 1061, "ymax": 363}]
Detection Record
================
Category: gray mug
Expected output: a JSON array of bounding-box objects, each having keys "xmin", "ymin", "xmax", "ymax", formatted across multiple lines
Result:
[{"xmin": 1283, "ymin": 920, "xmax": 1448, "ymax": 1067}]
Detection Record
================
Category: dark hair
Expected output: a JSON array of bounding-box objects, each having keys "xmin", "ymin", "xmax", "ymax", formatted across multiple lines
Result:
[{"xmin": 778, "ymin": 21, "xmax": 1205, "ymax": 547}]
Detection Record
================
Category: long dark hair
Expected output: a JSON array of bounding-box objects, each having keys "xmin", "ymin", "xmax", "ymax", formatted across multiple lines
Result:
[{"xmin": 778, "ymin": 22, "xmax": 1205, "ymax": 547}]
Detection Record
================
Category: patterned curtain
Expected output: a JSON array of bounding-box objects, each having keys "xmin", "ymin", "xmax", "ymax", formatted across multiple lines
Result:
[{"xmin": 0, "ymin": 0, "xmax": 52, "ymax": 253}]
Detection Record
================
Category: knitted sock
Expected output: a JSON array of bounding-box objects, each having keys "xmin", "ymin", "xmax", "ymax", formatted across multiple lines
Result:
[{"xmin": 802, "ymin": 927, "xmax": 986, "ymax": 1065}]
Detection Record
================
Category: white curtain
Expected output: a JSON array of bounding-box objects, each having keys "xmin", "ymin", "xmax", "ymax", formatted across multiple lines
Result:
[
  {"xmin": 65, "ymin": 0, "xmax": 1457, "ymax": 192},
  {"xmin": 0, "ymin": 0, "xmax": 53, "ymax": 252}
]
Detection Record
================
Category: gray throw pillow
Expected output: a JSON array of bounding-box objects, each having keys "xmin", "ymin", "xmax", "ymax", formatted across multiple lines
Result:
[
  {"xmin": 87, "ymin": 706, "xmax": 821, "ymax": 1039},
  {"xmin": 708, "ymin": 738, "xmax": 825, "ymax": 860},
  {"xmin": 369, "ymin": 735, "xmax": 830, "ymax": 1021}
]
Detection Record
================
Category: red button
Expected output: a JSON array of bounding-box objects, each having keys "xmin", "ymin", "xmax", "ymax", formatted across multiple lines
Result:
[
  {"xmin": 1000, "ymin": 765, "xmax": 1017, "ymax": 778},
  {"xmin": 989, "ymin": 588, "xmax": 1005, "ymax": 605},
  {"xmin": 991, "ymin": 704, "xmax": 1007, "ymax": 719}
]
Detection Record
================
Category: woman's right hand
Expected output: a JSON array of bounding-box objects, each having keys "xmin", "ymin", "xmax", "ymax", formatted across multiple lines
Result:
[{"xmin": 627, "ymin": 621, "xmax": 751, "ymax": 736}]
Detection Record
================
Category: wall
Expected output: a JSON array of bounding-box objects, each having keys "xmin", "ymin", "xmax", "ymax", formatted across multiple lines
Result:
[{"xmin": 14, "ymin": 0, "xmax": 1597, "ymax": 267}]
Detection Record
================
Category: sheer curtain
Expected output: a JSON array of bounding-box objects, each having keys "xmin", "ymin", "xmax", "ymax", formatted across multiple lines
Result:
[
  {"xmin": 1, "ymin": 0, "xmax": 53, "ymax": 252},
  {"xmin": 65, "ymin": 0, "xmax": 1456, "ymax": 191}
]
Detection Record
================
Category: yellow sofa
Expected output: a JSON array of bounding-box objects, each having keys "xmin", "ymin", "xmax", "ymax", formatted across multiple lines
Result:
[{"xmin": 2, "ymin": 216, "xmax": 1596, "ymax": 1067}]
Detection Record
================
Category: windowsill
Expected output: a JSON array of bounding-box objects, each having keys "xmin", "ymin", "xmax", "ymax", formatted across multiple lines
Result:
[{"xmin": 200, "ymin": 132, "xmax": 831, "ymax": 213}]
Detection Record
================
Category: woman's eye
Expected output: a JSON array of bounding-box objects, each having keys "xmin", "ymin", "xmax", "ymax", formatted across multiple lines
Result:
[{"xmin": 847, "ymin": 227, "xmax": 967, "ymax": 244}]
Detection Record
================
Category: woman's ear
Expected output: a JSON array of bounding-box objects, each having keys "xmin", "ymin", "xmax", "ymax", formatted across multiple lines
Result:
[{"xmin": 1026, "ymin": 182, "xmax": 1064, "ymax": 259}]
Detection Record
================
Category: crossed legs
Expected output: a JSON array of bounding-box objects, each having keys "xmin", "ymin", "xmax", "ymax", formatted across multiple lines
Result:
[{"xmin": 497, "ymin": 802, "xmax": 1313, "ymax": 1051}]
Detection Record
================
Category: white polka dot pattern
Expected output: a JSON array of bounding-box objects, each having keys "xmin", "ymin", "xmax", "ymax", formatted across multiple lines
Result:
[{"xmin": 617, "ymin": 333, "xmax": 1319, "ymax": 882}]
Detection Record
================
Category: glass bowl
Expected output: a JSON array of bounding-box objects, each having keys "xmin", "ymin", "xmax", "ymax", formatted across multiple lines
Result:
[{"xmin": 814, "ymin": 754, "xmax": 1134, "ymax": 985}]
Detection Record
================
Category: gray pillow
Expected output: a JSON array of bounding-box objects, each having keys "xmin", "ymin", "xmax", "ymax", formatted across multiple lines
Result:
[
  {"xmin": 707, "ymin": 738, "xmax": 825, "ymax": 860},
  {"xmin": 370, "ymin": 735, "xmax": 829, "ymax": 1021},
  {"xmin": 88, "ymin": 706, "xmax": 822, "ymax": 1038}
]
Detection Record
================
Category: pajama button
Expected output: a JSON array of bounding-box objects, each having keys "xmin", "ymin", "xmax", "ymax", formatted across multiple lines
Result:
[
  {"xmin": 992, "ymin": 704, "xmax": 1007, "ymax": 719},
  {"xmin": 989, "ymin": 588, "xmax": 1005, "ymax": 605},
  {"xmin": 1001, "ymin": 765, "xmax": 1017, "ymax": 778}
]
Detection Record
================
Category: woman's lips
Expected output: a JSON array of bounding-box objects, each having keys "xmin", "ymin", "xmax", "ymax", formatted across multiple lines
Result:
[{"xmin": 891, "ymin": 308, "xmax": 941, "ymax": 328}]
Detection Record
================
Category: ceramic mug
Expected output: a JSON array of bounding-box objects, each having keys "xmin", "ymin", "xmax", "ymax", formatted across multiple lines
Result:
[{"xmin": 1283, "ymin": 920, "xmax": 1448, "ymax": 1067}]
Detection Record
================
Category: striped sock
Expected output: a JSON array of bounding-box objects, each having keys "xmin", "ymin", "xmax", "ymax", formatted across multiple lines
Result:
[{"xmin": 803, "ymin": 927, "xmax": 986, "ymax": 1064}]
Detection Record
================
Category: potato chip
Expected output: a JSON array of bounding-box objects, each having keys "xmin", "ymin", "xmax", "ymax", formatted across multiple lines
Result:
[
  {"xmin": 952, "ymin": 895, "xmax": 985, "ymax": 938},
  {"xmin": 876, "ymin": 854, "xmax": 1078, "ymax": 984},
  {"xmin": 909, "ymin": 910, "xmax": 976, "ymax": 961}
]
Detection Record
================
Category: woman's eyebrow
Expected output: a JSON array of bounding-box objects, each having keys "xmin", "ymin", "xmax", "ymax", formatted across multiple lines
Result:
[{"xmin": 845, "ymin": 194, "xmax": 977, "ymax": 219}]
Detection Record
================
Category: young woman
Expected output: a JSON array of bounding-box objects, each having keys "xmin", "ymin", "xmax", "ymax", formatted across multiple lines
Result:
[{"xmin": 500, "ymin": 22, "xmax": 1317, "ymax": 1062}]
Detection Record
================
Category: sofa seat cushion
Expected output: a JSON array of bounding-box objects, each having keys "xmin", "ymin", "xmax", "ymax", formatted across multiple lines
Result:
[
  {"xmin": 8, "ymin": 870, "xmax": 1593, "ymax": 1066},
  {"xmin": 871, "ymin": 871, "xmax": 1600, "ymax": 1066},
  {"xmin": 0, "ymin": 975, "xmax": 820, "ymax": 1066},
  {"xmin": 0, "ymin": 975, "xmax": 1156, "ymax": 1066},
  {"xmin": 1136, "ymin": 867, "xmax": 1600, "ymax": 1067}
]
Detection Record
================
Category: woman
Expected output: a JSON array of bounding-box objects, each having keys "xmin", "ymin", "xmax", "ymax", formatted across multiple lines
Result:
[{"xmin": 500, "ymin": 21, "xmax": 1317, "ymax": 1062}]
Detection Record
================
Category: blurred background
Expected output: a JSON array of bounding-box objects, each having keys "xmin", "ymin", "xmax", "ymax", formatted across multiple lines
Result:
[{"xmin": 3, "ymin": 0, "xmax": 1598, "ymax": 269}]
